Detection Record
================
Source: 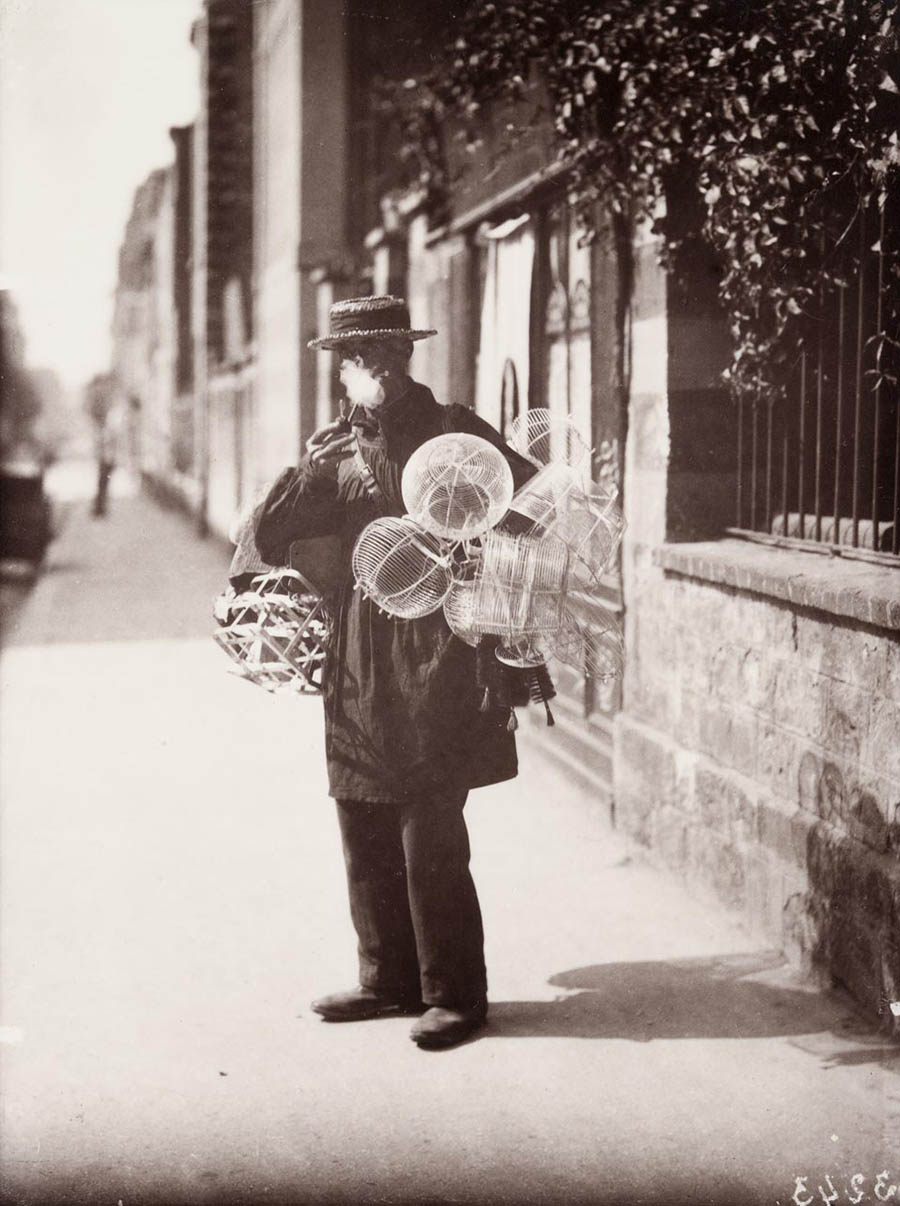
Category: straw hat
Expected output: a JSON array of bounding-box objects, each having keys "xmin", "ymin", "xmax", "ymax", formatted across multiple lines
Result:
[{"xmin": 307, "ymin": 295, "xmax": 437, "ymax": 350}]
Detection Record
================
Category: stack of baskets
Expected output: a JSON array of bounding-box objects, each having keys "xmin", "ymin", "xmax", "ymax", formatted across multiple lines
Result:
[{"xmin": 350, "ymin": 409, "xmax": 626, "ymax": 680}]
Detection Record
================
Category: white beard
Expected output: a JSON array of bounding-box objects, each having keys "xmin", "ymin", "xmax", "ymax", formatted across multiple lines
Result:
[{"xmin": 341, "ymin": 363, "xmax": 386, "ymax": 409}]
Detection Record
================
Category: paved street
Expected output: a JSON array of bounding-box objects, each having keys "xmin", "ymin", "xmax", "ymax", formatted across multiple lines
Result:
[{"xmin": 1, "ymin": 466, "xmax": 897, "ymax": 1206}]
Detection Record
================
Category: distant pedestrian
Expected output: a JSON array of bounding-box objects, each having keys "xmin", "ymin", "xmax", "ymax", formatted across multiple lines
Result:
[
  {"xmin": 92, "ymin": 422, "xmax": 116, "ymax": 518},
  {"xmin": 255, "ymin": 295, "xmax": 535, "ymax": 1049}
]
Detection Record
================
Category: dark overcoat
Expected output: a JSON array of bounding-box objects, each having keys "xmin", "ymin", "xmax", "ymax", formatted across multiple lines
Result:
[{"xmin": 255, "ymin": 382, "xmax": 536, "ymax": 804}]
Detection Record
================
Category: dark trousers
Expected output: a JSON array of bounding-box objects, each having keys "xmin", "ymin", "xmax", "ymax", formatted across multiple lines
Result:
[{"xmin": 335, "ymin": 793, "xmax": 487, "ymax": 1009}]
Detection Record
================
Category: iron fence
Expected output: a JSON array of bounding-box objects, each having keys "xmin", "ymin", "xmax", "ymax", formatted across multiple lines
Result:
[{"xmin": 731, "ymin": 202, "xmax": 899, "ymax": 563}]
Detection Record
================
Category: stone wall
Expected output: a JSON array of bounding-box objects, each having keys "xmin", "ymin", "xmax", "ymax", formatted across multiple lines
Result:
[
  {"xmin": 614, "ymin": 541, "xmax": 900, "ymax": 1032},
  {"xmin": 613, "ymin": 217, "xmax": 900, "ymax": 1033}
]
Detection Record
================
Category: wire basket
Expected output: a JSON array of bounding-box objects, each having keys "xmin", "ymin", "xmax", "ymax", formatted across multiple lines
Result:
[
  {"xmin": 441, "ymin": 579, "xmax": 483, "ymax": 647},
  {"xmin": 352, "ymin": 515, "xmax": 453, "ymax": 619},
  {"xmin": 509, "ymin": 461, "xmax": 586, "ymax": 529},
  {"xmin": 213, "ymin": 569, "xmax": 331, "ymax": 694},
  {"xmin": 401, "ymin": 432, "xmax": 514, "ymax": 541},
  {"xmin": 552, "ymin": 598, "xmax": 624, "ymax": 682},
  {"xmin": 444, "ymin": 531, "xmax": 569, "ymax": 642},
  {"xmin": 540, "ymin": 489, "xmax": 626, "ymax": 587},
  {"xmin": 494, "ymin": 635, "xmax": 552, "ymax": 668},
  {"xmin": 509, "ymin": 407, "xmax": 591, "ymax": 469}
]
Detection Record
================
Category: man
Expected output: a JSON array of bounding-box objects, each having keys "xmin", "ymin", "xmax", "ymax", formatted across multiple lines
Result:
[
  {"xmin": 255, "ymin": 295, "xmax": 534, "ymax": 1049},
  {"xmin": 92, "ymin": 418, "xmax": 117, "ymax": 518}
]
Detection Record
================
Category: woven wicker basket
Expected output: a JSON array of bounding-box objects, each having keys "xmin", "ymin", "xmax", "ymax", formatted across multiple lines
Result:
[{"xmin": 213, "ymin": 568, "xmax": 331, "ymax": 695}]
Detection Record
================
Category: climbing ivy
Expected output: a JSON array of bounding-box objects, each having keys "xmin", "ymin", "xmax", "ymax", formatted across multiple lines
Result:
[{"xmin": 389, "ymin": 0, "xmax": 899, "ymax": 403}]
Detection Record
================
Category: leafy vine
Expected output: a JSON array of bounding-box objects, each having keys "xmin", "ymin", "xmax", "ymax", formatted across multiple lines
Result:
[{"xmin": 388, "ymin": 0, "xmax": 899, "ymax": 403}]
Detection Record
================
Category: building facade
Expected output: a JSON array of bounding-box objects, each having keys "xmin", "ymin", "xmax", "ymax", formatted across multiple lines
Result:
[{"xmin": 110, "ymin": 166, "xmax": 171, "ymax": 471}]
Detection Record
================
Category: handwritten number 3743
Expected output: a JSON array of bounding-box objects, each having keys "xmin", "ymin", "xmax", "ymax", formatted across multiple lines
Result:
[{"xmin": 793, "ymin": 1172, "xmax": 898, "ymax": 1205}]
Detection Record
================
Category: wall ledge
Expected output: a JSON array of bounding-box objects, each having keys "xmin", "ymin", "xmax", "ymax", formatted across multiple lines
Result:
[{"xmin": 654, "ymin": 539, "xmax": 900, "ymax": 632}]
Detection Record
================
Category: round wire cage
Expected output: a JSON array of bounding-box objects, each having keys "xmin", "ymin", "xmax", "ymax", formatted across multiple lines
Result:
[
  {"xmin": 509, "ymin": 407, "xmax": 591, "ymax": 469},
  {"xmin": 401, "ymin": 433, "xmax": 514, "ymax": 542},
  {"xmin": 212, "ymin": 570, "xmax": 331, "ymax": 694},
  {"xmin": 352, "ymin": 516, "xmax": 453, "ymax": 619}
]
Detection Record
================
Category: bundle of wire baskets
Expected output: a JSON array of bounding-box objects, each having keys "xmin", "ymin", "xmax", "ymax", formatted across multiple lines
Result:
[{"xmin": 349, "ymin": 411, "xmax": 626, "ymax": 680}]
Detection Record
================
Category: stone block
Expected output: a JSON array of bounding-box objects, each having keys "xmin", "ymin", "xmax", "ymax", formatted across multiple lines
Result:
[
  {"xmin": 727, "ymin": 594, "xmax": 769, "ymax": 651},
  {"xmin": 694, "ymin": 762, "xmax": 747, "ymax": 839},
  {"xmin": 696, "ymin": 765, "xmax": 739, "ymax": 833},
  {"xmin": 744, "ymin": 855, "xmax": 772, "ymax": 938},
  {"xmin": 651, "ymin": 805, "xmax": 689, "ymax": 872},
  {"xmin": 730, "ymin": 708, "xmax": 759, "ymax": 779},
  {"xmin": 706, "ymin": 642, "xmax": 734, "ymax": 700},
  {"xmin": 807, "ymin": 822, "xmax": 900, "ymax": 981},
  {"xmin": 793, "ymin": 613, "xmax": 879, "ymax": 691},
  {"xmin": 685, "ymin": 823, "xmax": 747, "ymax": 911},
  {"xmin": 867, "ymin": 592, "xmax": 890, "ymax": 629},
  {"xmin": 847, "ymin": 784, "xmax": 893, "ymax": 854},
  {"xmin": 827, "ymin": 909, "xmax": 882, "ymax": 1006},
  {"xmin": 736, "ymin": 646, "xmax": 774, "ymax": 714},
  {"xmin": 797, "ymin": 748, "xmax": 821, "ymax": 814},
  {"xmin": 782, "ymin": 883, "xmax": 819, "ymax": 974},
  {"xmin": 614, "ymin": 718, "xmax": 678, "ymax": 844},
  {"xmin": 806, "ymin": 821, "xmax": 839, "ymax": 895},
  {"xmin": 883, "ymin": 636, "xmax": 900, "ymax": 703},
  {"xmin": 756, "ymin": 798, "xmax": 810, "ymax": 869},
  {"xmin": 627, "ymin": 653, "xmax": 678, "ymax": 727},
  {"xmin": 792, "ymin": 612, "xmax": 826, "ymax": 673},
  {"xmin": 695, "ymin": 701, "xmax": 758, "ymax": 775},
  {"xmin": 711, "ymin": 839, "xmax": 747, "ymax": 912},
  {"xmin": 697, "ymin": 700, "xmax": 733, "ymax": 761},
  {"xmin": 857, "ymin": 858, "xmax": 895, "ymax": 929},
  {"xmin": 889, "ymin": 860, "xmax": 900, "ymax": 934},
  {"xmin": 673, "ymin": 748, "xmax": 699, "ymax": 815},
  {"xmin": 674, "ymin": 686, "xmax": 703, "ymax": 748},
  {"xmin": 862, "ymin": 697, "xmax": 900, "ymax": 782},
  {"xmin": 818, "ymin": 676, "xmax": 867, "ymax": 764},
  {"xmin": 817, "ymin": 758, "xmax": 849, "ymax": 826},
  {"xmin": 879, "ymin": 937, "xmax": 900, "ymax": 1037},
  {"xmin": 762, "ymin": 598, "xmax": 796, "ymax": 648},
  {"xmin": 749, "ymin": 856, "xmax": 796, "ymax": 945},
  {"xmin": 769, "ymin": 658, "xmax": 818, "ymax": 733},
  {"xmin": 757, "ymin": 721, "xmax": 801, "ymax": 804},
  {"xmin": 794, "ymin": 747, "xmax": 855, "ymax": 826}
]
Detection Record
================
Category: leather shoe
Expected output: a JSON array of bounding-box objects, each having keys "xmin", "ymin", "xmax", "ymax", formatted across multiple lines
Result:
[
  {"xmin": 311, "ymin": 986, "xmax": 423, "ymax": 1022},
  {"xmin": 410, "ymin": 1003, "xmax": 487, "ymax": 1049}
]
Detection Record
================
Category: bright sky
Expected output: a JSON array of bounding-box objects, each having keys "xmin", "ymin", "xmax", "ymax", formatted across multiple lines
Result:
[{"xmin": 0, "ymin": 0, "xmax": 200, "ymax": 393}]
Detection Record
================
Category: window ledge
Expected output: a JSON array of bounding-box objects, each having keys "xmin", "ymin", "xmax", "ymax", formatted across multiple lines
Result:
[{"xmin": 654, "ymin": 539, "xmax": 900, "ymax": 632}]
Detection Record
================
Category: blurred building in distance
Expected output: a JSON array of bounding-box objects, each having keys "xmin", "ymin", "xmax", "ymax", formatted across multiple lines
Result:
[
  {"xmin": 170, "ymin": 124, "xmax": 194, "ymax": 481},
  {"xmin": 106, "ymin": 0, "xmax": 900, "ymax": 1033},
  {"xmin": 29, "ymin": 368, "xmax": 77, "ymax": 463},
  {"xmin": 1, "ymin": 291, "xmax": 41, "ymax": 463},
  {"xmin": 111, "ymin": 167, "xmax": 169, "ymax": 472},
  {"xmin": 1, "ymin": 290, "xmax": 77, "ymax": 466}
]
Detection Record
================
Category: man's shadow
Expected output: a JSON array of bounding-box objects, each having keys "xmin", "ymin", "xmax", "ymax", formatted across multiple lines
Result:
[{"xmin": 481, "ymin": 951, "xmax": 862, "ymax": 1043}]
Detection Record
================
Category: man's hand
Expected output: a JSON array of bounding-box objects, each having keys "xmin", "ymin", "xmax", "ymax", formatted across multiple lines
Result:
[{"xmin": 307, "ymin": 417, "xmax": 354, "ymax": 473}]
